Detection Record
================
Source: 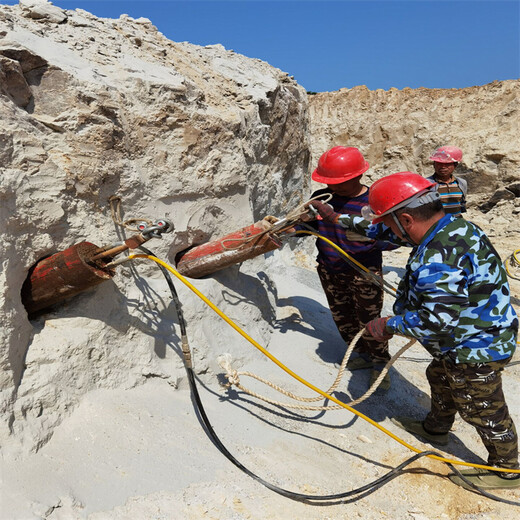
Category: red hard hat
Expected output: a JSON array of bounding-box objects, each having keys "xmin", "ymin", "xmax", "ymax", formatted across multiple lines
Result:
[
  {"xmin": 312, "ymin": 146, "xmax": 369, "ymax": 184},
  {"xmin": 429, "ymin": 146, "xmax": 463, "ymax": 163},
  {"xmin": 367, "ymin": 172, "xmax": 436, "ymax": 223}
]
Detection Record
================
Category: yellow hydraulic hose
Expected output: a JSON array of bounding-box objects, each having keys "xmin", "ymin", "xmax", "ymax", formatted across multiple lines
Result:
[
  {"xmin": 128, "ymin": 253, "xmax": 520, "ymax": 475},
  {"xmin": 293, "ymin": 229, "xmax": 397, "ymax": 295},
  {"xmin": 505, "ymin": 248, "xmax": 520, "ymax": 281},
  {"xmin": 298, "ymin": 231, "xmax": 519, "ymax": 346}
]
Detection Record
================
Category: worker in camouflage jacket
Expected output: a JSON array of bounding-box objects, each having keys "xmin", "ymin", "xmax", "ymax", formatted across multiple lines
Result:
[{"xmin": 309, "ymin": 172, "xmax": 519, "ymax": 490}]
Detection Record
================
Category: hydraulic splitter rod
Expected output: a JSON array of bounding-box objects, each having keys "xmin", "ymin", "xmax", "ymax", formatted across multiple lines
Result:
[
  {"xmin": 91, "ymin": 219, "xmax": 173, "ymax": 261},
  {"xmin": 21, "ymin": 219, "xmax": 173, "ymax": 317}
]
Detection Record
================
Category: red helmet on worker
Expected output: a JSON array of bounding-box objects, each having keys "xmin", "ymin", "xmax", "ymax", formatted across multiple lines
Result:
[
  {"xmin": 429, "ymin": 146, "xmax": 463, "ymax": 163},
  {"xmin": 361, "ymin": 172, "xmax": 438, "ymax": 224},
  {"xmin": 312, "ymin": 146, "xmax": 369, "ymax": 184}
]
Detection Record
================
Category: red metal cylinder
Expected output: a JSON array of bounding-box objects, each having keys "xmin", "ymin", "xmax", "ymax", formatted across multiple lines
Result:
[
  {"xmin": 176, "ymin": 220, "xmax": 281, "ymax": 279},
  {"xmin": 21, "ymin": 242, "xmax": 115, "ymax": 317}
]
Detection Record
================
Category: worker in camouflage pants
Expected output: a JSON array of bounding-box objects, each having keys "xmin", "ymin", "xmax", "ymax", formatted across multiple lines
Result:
[
  {"xmin": 305, "ymin": 147, "xmax": 397, "ymax": 391},
  {"xmin": 425, "ymin": 358, "xmax": 517, "ymax": 470},
  {"xmin": 317, "ymin": 264, "xmax": 388, "ymax": 364},
  {"xmin": 310, "ymin": 172, "xmax": 519, "ymax": 489}
]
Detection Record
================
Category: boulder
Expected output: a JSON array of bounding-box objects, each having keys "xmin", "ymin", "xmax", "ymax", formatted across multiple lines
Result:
[{"xmin": 0, "ymin": 1, "xmax": 310, "ymax": 454}]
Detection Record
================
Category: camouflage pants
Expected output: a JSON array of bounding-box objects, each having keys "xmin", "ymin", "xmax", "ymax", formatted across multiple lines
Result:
[
  {"xmin": 317, "ymin": 264, "xmax": 389, "ymax": 363},
  {"xmin": 424, "ymin": 357, "xmax": 519, "ymax": 469}
]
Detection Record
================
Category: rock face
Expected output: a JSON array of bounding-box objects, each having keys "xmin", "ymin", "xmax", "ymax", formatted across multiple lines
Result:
[
  {"xmin": 308, "ymin": 81, "xmax": 520, "ymax": 211},
  {"xmin": 0, "ymin": 1, "xmax": 310, "ymax": 454}
]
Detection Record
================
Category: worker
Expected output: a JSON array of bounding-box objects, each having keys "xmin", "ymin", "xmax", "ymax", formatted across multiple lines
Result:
[
  {"xmin": 304, "ymin": 146, "xmax": 397, "ymax": 391},
  {"xmin": 309, "ymin": 172, "xmax": 519, "ymax": 489},
  {"xmin": 427, "ymin": 145, "xmax": 467, "ymax": 217}
]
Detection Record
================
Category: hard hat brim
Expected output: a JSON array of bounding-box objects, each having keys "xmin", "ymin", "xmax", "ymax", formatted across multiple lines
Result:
[
  {"xmin": 311, "ymin": 162, "xmax": 369, "ymax": 184},
  {"xmin": 430, "ymin": 156, "xmax": 457, "ymax": 164}
]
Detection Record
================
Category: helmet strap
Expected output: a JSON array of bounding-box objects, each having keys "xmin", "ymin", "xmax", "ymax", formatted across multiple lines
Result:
[{"xmin": 391, "ymin": 212, "xmax": 412, "ymax": 242}]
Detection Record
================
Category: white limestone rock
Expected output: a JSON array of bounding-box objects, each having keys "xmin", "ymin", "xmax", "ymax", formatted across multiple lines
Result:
[
  {"xmin": 19, "ymin": 0, "xmax": 67, "ymax": 24},
  {"xmin": 0, "ymin": 2, "xmax": 310, "ymax": 455},
  {"xmin": 308, "ymin": 81, "xmax": 520, "ymax": 210}
]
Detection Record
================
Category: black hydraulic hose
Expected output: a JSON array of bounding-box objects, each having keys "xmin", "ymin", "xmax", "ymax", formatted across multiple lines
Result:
[
  {"xmin": 138, "ymin": 246, "xmax": 520, "ymax": 505},
  {"xmin": 138, "ymin": 246, "xmax": 188, "ymax": 337}
]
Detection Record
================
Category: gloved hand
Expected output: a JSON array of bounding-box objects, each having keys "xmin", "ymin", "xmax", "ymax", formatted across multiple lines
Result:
[
  {"xmin": 307, "ymin": 201, "xmax": 341, "ymax": 223},
  {"xmin": 365, "ymin": 317, "xmax": 393, "ymax": 341}
]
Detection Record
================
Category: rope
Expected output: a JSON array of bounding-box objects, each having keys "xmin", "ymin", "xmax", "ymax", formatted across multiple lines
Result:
[
  {"xmin": 127, "ymin": 253, "xmax": 520, "ymax": 476},
  {"xmin": 145, "ymin": 244, "xmax": 473, "ymax": 503},
  {"xmin": 218, "ymin": 331, "xmax": 415, "ymax": 410},
  {"xmin": 283, "ymin": 193, "xmax": 333, "ymax": 221},
  {"xmin": 108, "ymin": 195, "xmax": 153, "ymax": 232},
  {"xmin": 219, "ymin": 216, "xmax": 279, "ymax": 250}
]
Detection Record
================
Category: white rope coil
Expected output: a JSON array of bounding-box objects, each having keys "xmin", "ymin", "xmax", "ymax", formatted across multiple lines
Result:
[{"xmin": 218, "ymin": 329, "xmax": 415, "ymax": 410}]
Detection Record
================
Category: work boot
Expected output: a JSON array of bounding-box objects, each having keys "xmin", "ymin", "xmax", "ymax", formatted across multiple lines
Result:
[
  {"xmin": 390, "ymin": 416, "xmax": 449, "ymax": 446},
  {"xmin": 369, "ymin": 369, "xmax": 391, "ymax": 392},
  {"xmin": 449, "ymin": 468, "xmax": 520, "ymax": 490},
  {"xmin": 346, "ymin": 354, "xmax": 373, "ymax": 371}
]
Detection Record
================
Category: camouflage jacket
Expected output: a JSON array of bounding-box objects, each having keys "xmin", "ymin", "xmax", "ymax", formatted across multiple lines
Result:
[{"xmin": 338, "ymin": 213, "xmax": 518, "ymax": 363}]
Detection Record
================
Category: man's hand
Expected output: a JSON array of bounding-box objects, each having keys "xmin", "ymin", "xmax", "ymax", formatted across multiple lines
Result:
[
  {"xmin": 307, "ymin": 201, "xmax": 341, "ymax": 223},
  {"xmin": 365, "ymin": 317, "xmax": 393, "ymax": 341}
]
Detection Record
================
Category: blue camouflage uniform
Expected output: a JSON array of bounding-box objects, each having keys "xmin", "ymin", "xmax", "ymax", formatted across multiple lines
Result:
[
  {"xmin": 337, "ymin": 212, "xmax": 519, "ymax": 470},
  {"xmin": 337, "ymin": 213, "xmax": 518, "ymax": 361}
]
